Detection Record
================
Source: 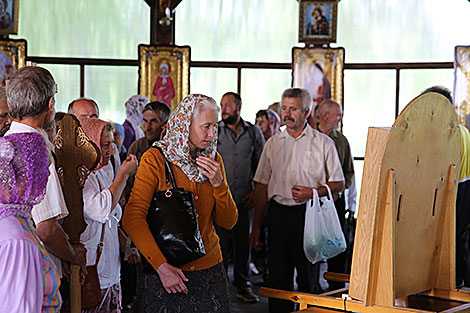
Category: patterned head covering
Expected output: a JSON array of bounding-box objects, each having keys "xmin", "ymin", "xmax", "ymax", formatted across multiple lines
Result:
[
  {"xmin": 266, "ymin": 109, "xmax": 281, "ymax": 137},
  {"xmin": 0, "ymin": 132, "xmax": 49, "ymax": 222},
  {"xmin": 80, "ymin": 117, "xmax": 110, "ymax": 172},
  {"xmin": 155, "ymin": 94, "xmax": 218, "ymax": 183},
  {"xmin": 125, "ymin": 95, "xmax": 149, "ymax": 140}
]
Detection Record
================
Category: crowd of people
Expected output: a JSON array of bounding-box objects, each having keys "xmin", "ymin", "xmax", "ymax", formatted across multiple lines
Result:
[
  {"xmin": 3, "ymin": 65, "xmax": 466, "ymax": 313},
  {"xmin": 0, "ymin": 65, "xmax": 358, "ymax": 313}
]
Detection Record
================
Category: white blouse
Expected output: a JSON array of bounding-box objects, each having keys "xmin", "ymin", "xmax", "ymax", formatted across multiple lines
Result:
[{"xmin": 80, "ymin": 166, "xmax": 122, "ymax": 289}]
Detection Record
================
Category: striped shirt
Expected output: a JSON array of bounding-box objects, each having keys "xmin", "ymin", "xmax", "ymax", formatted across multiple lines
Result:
[
  {"xmin": 17, "ymin": 217, "xmax": 62, "ymax": 312},
  {"xmin": 0, "ymin": 215, "xmax": 62, "ymax": 312}
]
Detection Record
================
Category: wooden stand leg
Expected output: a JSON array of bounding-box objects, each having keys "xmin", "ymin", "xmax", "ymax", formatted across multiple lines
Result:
[{"xmin": 70, "ymin": 264, "xmax": 81, "ymax": 313}]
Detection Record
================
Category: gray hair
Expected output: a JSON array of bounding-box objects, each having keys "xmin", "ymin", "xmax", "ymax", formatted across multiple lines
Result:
[
  {"xmin": 281, "ymin": 88, "xmax": 312, "ymax": 112},
  {"xmin": 193, "ymin": 97, "xmax": 219, "ymax": 120},
  {"xmin": 7, "ymin": 66, "xmax": 56, "ymax": 120},
  {"xmin": 143, "ymin": 101, "xmax": 171, "ymax": 124},
  {"xmin": 0, "ymin": 86, "xmax": 6, "ymax": 102}
]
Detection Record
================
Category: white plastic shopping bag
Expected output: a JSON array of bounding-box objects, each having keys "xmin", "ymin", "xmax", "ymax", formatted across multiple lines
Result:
[{"xmin": 303, "ymin": 184, "xmax": 346, "ymax": 264}]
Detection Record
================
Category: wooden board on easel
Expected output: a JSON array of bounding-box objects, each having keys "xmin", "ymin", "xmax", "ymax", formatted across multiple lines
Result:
[
  {"xmin": 259, "ymin": 92, "xmax": 470, "ymax": 312},
  {"xmin": 349, "ymin": 92, "xmax": 461, "ymax": 306}
]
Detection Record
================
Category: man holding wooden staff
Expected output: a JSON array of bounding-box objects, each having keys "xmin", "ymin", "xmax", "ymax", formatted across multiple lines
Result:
[{"xmin": 5, "ymin": 66, "xmax": 87, "ymax": 302}]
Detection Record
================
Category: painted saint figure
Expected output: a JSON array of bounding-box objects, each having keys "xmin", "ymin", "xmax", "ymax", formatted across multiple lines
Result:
[
  {"xmin": 152, "ymin": 62, "xmax": 175, "ymax": 107},
  {"xmin": 307, "ymin": 6, "xmax": 329, "ymax": 36},
  {"xmin": 0, "ymin": 0, "xmax": 11, "ymax": 29}
]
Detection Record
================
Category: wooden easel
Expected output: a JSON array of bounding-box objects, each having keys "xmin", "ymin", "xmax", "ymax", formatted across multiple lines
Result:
[
  {"xmin": 55, "ymin": 114, "xmax": 100, "ymax": 313},
  {"xmin": 259, "ymin": 93, "xmax": 470, "ymax": 312}
]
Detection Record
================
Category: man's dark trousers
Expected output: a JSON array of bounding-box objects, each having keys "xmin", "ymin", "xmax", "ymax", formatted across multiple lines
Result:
[
  {"xmin": 268, "ymin": 200, "xmax": 320, "ymax": 313},
  {"xmin": 326, "ymin": 194, "xmax": 347, "ymax": 290},
  {"xmin": 217, "ymin": 201, "xmax": 253, "ymax": 287}
]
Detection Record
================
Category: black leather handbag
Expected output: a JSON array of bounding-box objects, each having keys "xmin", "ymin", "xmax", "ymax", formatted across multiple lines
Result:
[{"xmin": 146, "ymin": 147, "xmax": 206, "ymax": 268}]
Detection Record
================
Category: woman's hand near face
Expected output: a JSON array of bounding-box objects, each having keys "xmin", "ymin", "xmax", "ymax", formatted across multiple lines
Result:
[
  {"xmin": 157, "ymin": 262, "xmax": 189, "ymax": 294},
  {"xmin": 121, "ymin": 154, "xmax": 138, "ymax": 177},
  {"xmin": 196, "ymin": 156, "xmax": 223, "ymax": 187}
]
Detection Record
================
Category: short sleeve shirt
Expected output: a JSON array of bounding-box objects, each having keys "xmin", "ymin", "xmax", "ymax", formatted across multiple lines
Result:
[{"xmin": 253, "ymin": 124, "xmax": 344, "ymax": 206}]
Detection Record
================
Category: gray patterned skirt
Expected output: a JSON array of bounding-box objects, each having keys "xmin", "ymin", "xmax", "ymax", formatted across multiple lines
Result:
[{"xmin": 139, "ymin": 263, "xmax": 230, "ymax": 313}]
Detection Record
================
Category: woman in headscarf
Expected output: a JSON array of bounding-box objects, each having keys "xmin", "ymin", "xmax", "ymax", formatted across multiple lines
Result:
[
  {"xmin": 123, "ymin": 94, "xmax": 238, "ymax": 312},
  {"xmin": 255, "ymin": 108, "xmax": 281, "ymax": 141},
  {"xmin": 0, "ymin": 132, "xmax": 62, "ymax": 312},
  {"xmin": 122, "ymin": 95, "xmax": 149, "ymax": 151},
  {"xmin": 112, "ymin": 122, "xmax": 127, "ymax": 163},
  {"xmin": 80, "ymin": 118, "xmax": 140, "ymax": 313}
]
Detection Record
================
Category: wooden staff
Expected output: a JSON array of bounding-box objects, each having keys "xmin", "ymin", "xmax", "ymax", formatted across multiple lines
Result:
[{"xmin": 55, "ymin": 114, "xmax": 100, "ymax": 313}]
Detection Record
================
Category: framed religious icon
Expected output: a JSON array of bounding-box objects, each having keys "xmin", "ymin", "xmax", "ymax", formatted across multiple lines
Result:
[
  {"xmin": 0, "ymin": 0, "xmax": 19, "ymax": 35},
  {"xmin": 299, "ymin": 0, "xmax": 338, "ymax": 44},
  {"xmin": 0, "ymin": 39, "xmax": 25, "ymax": 85},
  {"xmin": 292, "ymin": 47, "xmax": 344, "ymax": 109},
  {"xmin": 454, "ymin": 46, "xmax": 470, "ymax": 128},
  {"xmin": 139, "ymin": 45, "xmax": 190, "ymax": 111}
]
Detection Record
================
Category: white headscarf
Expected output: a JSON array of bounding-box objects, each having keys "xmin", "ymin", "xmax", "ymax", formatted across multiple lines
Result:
[
  {"xmin": 160, "ymin": 63, "xmax": 169, "ymax": 84},
  {"xmin": 125, "ymin": 95, "xmax": 148, "ymax": 140}
]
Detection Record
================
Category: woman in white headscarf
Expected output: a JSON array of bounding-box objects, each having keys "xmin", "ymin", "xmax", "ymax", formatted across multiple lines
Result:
[
  {"xmin": 122, "ymin": 95, "xmax": 149, "ymax": 151},
  {"xmin": 124, "ymin": 94, "xmax": 238, "ymax": 313}
]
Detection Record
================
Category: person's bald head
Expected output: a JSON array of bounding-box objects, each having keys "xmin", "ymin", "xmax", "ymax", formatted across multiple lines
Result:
[
  {"xmin": 68, "ymin": 98, "xmax": 99, "ymax": 119},
  {"xmin": 317, "ymin": 99, "xmax": 342, "ymax": 134}
]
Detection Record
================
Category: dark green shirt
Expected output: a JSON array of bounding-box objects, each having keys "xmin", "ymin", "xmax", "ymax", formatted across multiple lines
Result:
[{"xmin": 316, "ymin": 128, "xmax": 354, "ymax": 189}]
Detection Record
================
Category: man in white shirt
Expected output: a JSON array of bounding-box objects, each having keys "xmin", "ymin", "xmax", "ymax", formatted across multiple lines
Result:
[
  {"xmin": 5, "ymin": 66, "xmax": 86, "ymax": 276},
  {"xmin": 250, "ymin": 88, "xmax": 345, "ymax": 313}
]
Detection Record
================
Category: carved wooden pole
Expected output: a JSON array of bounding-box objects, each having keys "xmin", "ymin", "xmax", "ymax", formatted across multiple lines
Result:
[
  {"xmin": 55, "ymin": 114, "xmax": 100, "ymax": 313},
  {"xmin": 146, "ymin": 0, "xmax": 183, "ymax": 45}
]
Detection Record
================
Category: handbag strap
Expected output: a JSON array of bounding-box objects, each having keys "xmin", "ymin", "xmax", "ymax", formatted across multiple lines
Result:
[
  {"xmin": 95, "ymin": 223, "xmax": 106, "ymax": 265},
  {"xmin": 153, "ymin": 146, "xmax": 178, "ymax": 189},
  {"xmin": 95, "ymin": 176, "xmax": 106, "ymax": 265}
]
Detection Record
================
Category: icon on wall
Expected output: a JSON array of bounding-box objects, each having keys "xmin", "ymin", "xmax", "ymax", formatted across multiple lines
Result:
[
  {"xmin": 138, "ymin": 45, "xmax": 190, "ymax": 111},
  {"xmin": 299, "ymin": 0, "xmax": 338, "ymax": 44}
]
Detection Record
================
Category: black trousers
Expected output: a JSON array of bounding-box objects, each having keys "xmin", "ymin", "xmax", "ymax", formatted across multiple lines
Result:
[
  {"xmin": 456, "ymin": 180, "xmax": 470, "ymax": 287},
  {"xmin": 326, "ymin": 193, "xmax": 347, "ymax": 290},
  {"xmin": 267, "ymin": 200, "xmax": 320, "ymax": 313},
  {"xmin": 216, "ymin": 201, "xmax": 253, "ymax": 287}
]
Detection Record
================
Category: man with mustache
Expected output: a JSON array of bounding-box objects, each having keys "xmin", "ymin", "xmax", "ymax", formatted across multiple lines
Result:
[
  {"xmin": 217, "ymin": 92, "xmax": 265, "ymax": 303},
  {"xmin": 250, "ymin": 88, "xmax": 344, "ymax": 313}
]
